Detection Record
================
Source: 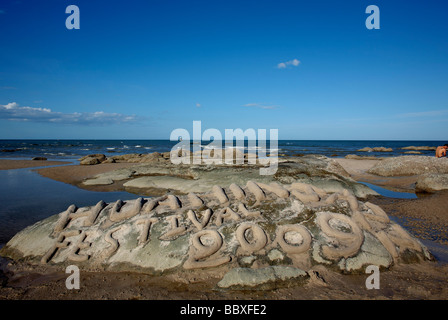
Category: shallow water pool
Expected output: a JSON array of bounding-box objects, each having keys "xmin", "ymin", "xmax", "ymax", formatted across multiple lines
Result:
[
  {"xmin": 0, "ymin": 164, "xmax": 141, "ymax": 245},
  {"xmin": 360, "ymin": 182, "xmax": 417, "ymax": 199}
]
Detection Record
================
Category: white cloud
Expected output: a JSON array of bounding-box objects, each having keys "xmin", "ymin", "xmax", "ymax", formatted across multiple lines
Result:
[
  {"xmin": 277, "ymin": 58, "xmax": 300, "ymax": 69},
  {"xmin": 196, "ymin": 103, "xmax": 201, "ymax": 108},
  {"xmin": 277, "ymin": 62, "xmax": 286, "ymax": 69},
  {"xmin": 243, "ymin": 103, "xmax": 279, "ymax": 110},
  {"xmin": 0, "ymin": 102, "xmax": 139, "ymax": 125}
]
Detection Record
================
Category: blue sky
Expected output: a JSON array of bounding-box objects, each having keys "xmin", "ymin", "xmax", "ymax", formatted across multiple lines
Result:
[{"xmin": 0, "ymin": 0, "xmax": 447, "ymax": 140}]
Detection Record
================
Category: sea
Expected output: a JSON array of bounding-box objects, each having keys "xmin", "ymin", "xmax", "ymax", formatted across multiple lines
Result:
[{"xmin": 0, "ymin": 139, "xmax": 444, "ymax": 160}]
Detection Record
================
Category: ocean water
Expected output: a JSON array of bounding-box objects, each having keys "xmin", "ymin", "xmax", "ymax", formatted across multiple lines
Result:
[{"xmin": 0, "ymin": 139, "xmax": 444, "ymax": 160}]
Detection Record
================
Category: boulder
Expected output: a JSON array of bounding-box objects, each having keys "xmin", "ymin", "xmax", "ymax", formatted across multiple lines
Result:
[
  {"xmin": 79, "ymin": 154, "xmax": 106, "ymax": 162},
  {"xmin": 274, "ymin": 156, "xmax": 377, "ymax": 198},
  {"xmin": 415, "ymin": 174, "xmax": 448, "ymax": 193},
  {"xmin": 0, "ymin": 182, "xmax": 432, "ymax": 284},
  {"xmin": 83, "ymin": 177, "xmax": 114, "ymax": 186},
  {"xmin": 80, "ymin": 157, "xmax": 101, "ymax": 165},
  {"xmin": 345, "ymin": 154, "xmax": 382, "ymax": 160},
  {"xmin": 32, "ymin": 157, "xmax": 47, "ymax": 161},
  {"xmin": 138, "ymin": 152, "xmax": 166, "ymax": 163},
  {"xmin": 102, "ymin": 158, "xmax": 116, "ymax": 163},
  {"xmin": 79, "ymin": 154, "xmax": 107, "ymax": 165}
]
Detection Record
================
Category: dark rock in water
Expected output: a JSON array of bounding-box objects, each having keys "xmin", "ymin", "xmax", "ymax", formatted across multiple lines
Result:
[
  {"xmin": 32, "ymin": 157, "xmax": 47, "ymax": 161},
  {"xmin": 78, "ymin": 154, "xmax": 107, "ymax": 165}
]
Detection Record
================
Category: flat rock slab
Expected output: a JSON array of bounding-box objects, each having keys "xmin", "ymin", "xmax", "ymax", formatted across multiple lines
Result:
[
  {"xmin": 416, "ymin": 174, "xmax": 448, "ymax": 193},
  {"xmin": 83, "ymin": 177, "xmax": 114, "ymax": 186},
  {"xmin": 217, "ymin": 266, "xmax": 308, "ymax": 289}
]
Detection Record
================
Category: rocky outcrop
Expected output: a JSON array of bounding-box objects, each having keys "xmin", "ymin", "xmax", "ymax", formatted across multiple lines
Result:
[
  {"xmin": 357, "ymin": 147, "xmax": 393, "ymax": 152},
  {"xmin": 345, "ymin": 154, "xmax": 383, "ymax": 160},
  {"xmin": 415, "ymin": 174, "xmax": 448, "ymax": 193},
  {"xmin": 368, "ymin": 156, "xmax": 448, "ymax": 177},
  {"xmin": 0, "ymin": 181, "xmax": 432, "ymax": 290},
  {"xmin": 82, "ymin": 155, "xmax": 378, "ymax": 198},
  {"xmin": 79, "ymin": 154, "xmax": 107, "ymax": 165},
  {"xmin": 401, "ymin": 146, "xmax": 436, "ymax": 151}
]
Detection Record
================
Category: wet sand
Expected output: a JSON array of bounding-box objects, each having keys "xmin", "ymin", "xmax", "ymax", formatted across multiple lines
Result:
[
  {"xmin": 0, "ymin": 159, "xmax": 71, "ymax": 170},
  {"xmin": 1, "ymin": 157, "xmax": 448, "ymax": 300},
  {"xmin": 35, "ymin": 162, "xmax": 139, "ymax": 192}
]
